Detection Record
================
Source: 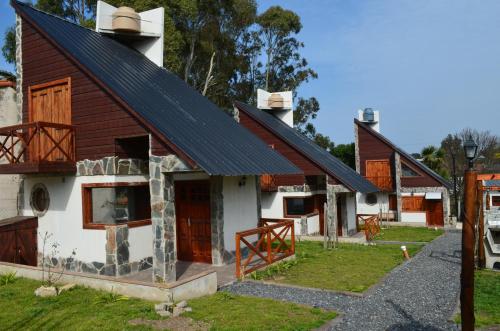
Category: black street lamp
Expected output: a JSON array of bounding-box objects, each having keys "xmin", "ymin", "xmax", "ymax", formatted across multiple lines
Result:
[
  {"xmin": 463, "ymin": 135, "xmax": 479, "ymax": 169},
  {"xmin": 460, "ymin": 134, "xmax": 479, "ymax": 331}
]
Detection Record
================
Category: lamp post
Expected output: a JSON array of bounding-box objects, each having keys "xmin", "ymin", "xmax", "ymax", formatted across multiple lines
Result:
[{"xmin": 461, "ymin": 135, "xmax": 478, "ymax": 331}]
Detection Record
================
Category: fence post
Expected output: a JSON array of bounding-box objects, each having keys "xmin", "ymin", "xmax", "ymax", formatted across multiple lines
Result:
[
  {"xmin": 235, "ymin": 233, "xmax": 241, "ymax": 278},
  {"xmin": 267, "ymin": 230, "xmax": 272, "ymax": 264},
  {"xmin": 290, "ymin": 221, "xmax": 295, "ymax": 254}
]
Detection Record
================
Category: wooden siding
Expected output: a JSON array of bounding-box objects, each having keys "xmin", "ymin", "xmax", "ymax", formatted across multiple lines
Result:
[
  {"xmin": 357, "ymin": 123, "xmax": 442, "ymax": 188},
  {"xmin": 239, "ymin": 111, "xmax": 340, "ymax": 184},
  {"xmin": 21, "ymin": 20, "xmax": 172, "ymax": 161}
]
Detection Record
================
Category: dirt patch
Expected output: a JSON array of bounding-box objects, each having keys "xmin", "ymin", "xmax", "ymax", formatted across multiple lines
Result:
[{"xmin": 129, "ymin": 317, "xmax": 211, "ymax": 331}]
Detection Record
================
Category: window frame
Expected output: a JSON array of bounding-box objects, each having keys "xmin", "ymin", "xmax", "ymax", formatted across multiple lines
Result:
[
  {"xmin": 283, "ymin": 196, "xmax": 315, "ymax": 218},
  {"xmin": 82, "ymin": 182, "xmax": 152, "ymax": 230},
  {"xmin": 401, "ymin": 162, "xmax": 422, "ymax": 178}
]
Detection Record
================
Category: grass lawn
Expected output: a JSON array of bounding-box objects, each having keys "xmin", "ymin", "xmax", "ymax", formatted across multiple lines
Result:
[
  {"xmin": 471, "ymin": 270, "xmax": 500, "ymax": 328},
  {"xmin": 0, "ymin": 277, "xmax": 335, "ymax": 331},
  {"xmin": 253, "ymin": 241, "xmax": 422, "ymax": 293},
  {"xmin": 374, "ymin": 226, "xmax": 444, "ymax": 242}
]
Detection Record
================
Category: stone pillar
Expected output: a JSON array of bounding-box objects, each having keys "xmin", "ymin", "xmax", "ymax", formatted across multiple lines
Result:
[
  {"xmin": 394, "ymin": 152, "xmax": 402, "ymax": 222},
  {"xmin": 105, "ymin": 224, "xmax": 130, "ymax": 276},
  {"xmin": 442, "ymin": 189, "xmax": 451, "ymax": 225},
  {"xmin": 210, "ymin": 176, "xmax": 224, "ymax": 265},
  {"xmin": 326, "ymin": 178, "xmax": 338, "ymax": 247},
  {"xmin": 354, "ymin": 124, "xmax": 360, "ymax": 173}
]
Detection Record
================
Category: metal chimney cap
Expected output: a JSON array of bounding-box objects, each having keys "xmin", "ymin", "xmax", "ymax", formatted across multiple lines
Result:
[
  {"xmin": 268, "ymin": 93, "xmax": 284, "ymax": 108},
  {"xmin": 112, "ymin": 6, "xmax": 141, "ymax": 33},
  {"xmin": 363, "ymin": 108, "xmax": 375, "ymax": 122}
]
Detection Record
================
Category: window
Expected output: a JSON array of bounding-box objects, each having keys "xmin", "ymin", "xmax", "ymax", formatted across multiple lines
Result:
[
  {"xmin": 284, "ymin": 197, "xmax": 315, "ymax": 217},
  {"xmin": 493, "ymin": 196, "xmax": 500, "ymax": 207},
  {"xmin": 402, "ymin": 163, "xmax": 420, "ymax": 177},
  {"xmin": 115, "ymin": 135, "xmax": 149, "ymax": 160},
  {"xmin": 365, "ymin": 193, "xmax": 378, "ymax": 205},
  {"xmin": 30, "ymin": 184, "xmax": 50, "ymax": 216},
  {"xmin": 82, "ymin": 183, "xmax": 151, "ymax": 229}
]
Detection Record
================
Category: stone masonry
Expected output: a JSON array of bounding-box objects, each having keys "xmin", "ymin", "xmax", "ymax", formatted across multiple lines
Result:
[
  {"xmin": 210, "ymin": 176, "xmax": 224, "ymax": 266},
  {"xmin": 76, "ymin": 157, "xmax": 148, "ymax": 176},
  {"xmin": 149, "ymin": 153, "xmax": 191, "ymax": 283}
]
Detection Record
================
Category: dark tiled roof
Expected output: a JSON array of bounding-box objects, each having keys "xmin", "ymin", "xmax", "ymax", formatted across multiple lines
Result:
[
  {"xmin": 355, "ymin": 119, "xmax": 452, "ymax": 189},
  {"xmin": 14, "ymin": 1, "xmax": 300, "ymax": 176},
  {"xmin": 235, "ymin": 102, "xmax": 379, "ymax": 193}
]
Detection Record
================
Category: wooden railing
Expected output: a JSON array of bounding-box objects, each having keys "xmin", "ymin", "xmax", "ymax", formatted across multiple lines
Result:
[
  {"xmin": 365, "ymin": 176, "xmax": 393, "ymax": 191},
  {"xmin": 356, "ymin": 214, "xmax": 381, "ymax": 241},
  {"xmin": 235, "ymin": 219, "xmax": 295, "ymax": 278},
  {"xmin": 0, "ymin": 122, "xmax": 75, "ymax": 164},
  {"xmin": 260, "ymin": 174, "xmax": 277, "ymax": 192}
]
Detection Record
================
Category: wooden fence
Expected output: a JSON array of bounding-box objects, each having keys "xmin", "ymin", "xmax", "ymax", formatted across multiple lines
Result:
[
  {"xmin": 235, "ymin": 219, "xmax": 295, "ymax": 278},
  {"xmin": 356, "ymin": 214, "xmax": 381, "ymax": 241}
]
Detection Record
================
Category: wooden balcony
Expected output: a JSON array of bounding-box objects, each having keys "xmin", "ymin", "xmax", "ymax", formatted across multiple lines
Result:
[
  {"xmin": 0, "ymin": 122, "xmax": 76, "ymax": 174},
  {"xmin": 260, "ymin": 174, "xmax": 278, "ymax": 192},
  {"xmin": 365, "ymin": 176, "xmax": 393, "ymax": 191}
]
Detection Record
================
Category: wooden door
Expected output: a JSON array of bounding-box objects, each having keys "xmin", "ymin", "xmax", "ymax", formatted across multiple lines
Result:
[
  {"xmin": 0, "ymin": 218, "xmax": 38, "ymax": 266},
  {"xmin": 175, "ymin": 180, "xmax": 212, "ymax": 263},
  {"xmin": 366, "ymin": 160, "xmax": 392, "ymax": 190},
  {"xmin": 315, "ymin": 194, "xmax": 326, "ymax": 235},
  {"xmin": 426, "ymin": 200, "xmax": 444, "ymax": 227},
  {"xmin": 29, "ymin": 78, "xmax": 71, "ymax": 162}
]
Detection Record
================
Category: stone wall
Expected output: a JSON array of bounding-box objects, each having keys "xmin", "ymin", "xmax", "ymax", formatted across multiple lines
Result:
[
  {"xmin": 149, "ymin": 154, "xmax": 191, "ymax": 283},
  {"xmin": 210, "ymin": 176, "xmax": 224, "ymax": 265},
  {"xmin": 394, "ymin": 152, "xmax": 402, "ymax": 222},
  {"xmin": 76, "ymin": 157, "xmax": 148, "ymax": 176}
]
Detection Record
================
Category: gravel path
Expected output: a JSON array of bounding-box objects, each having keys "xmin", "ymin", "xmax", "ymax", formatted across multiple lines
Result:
[{"xmin": 223, "ymin": 230, "xmax": 462, "ymax": 331}]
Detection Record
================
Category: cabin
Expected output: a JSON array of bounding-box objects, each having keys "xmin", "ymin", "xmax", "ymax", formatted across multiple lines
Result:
[
  {"xmin": 0, "ymin": 1, "xmax": 299, "ymax": 284},
  {"xmin": 0, "ymin": 78, "xmax": 20, "ymax": 220},
  {"xmin": 234, "ymin": 93, "xmax": 378, "ymax": 238},
  {"xmin": 354, "ymin": 109, "xmax": 451, "ymax": 226}
]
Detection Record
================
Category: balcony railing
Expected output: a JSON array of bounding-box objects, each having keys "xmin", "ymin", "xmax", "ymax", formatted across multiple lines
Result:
[
  {"xmin": 0, "ymin": 122, "xmax": 75, "ymax": 174},
  {"xmin": 365, "ymin": 176, "xmax": 393, "ymax": 191},
  {"xmin": 260, "ymin": 174, "xmax": 278, "ymax": 192}
]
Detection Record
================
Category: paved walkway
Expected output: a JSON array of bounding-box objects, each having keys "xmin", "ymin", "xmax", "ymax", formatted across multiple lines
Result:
[{"xmin": 223, "ymin": 230, "xmax": 462, "ymax": 331}]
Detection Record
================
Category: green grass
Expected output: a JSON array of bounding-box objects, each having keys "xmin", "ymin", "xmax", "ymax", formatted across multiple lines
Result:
[
  {"xmin": 374, "ymin": 226, "xmax": 444, "ymax": 242},
  {"xmin": 473, "ymin": 270, "xmax": 500, "ymax": 328},
  {"xmin": 186, "ymin": 292, "xmax": 336, "ymax": 331},
  {"xmin": 254, "ymin": 241, "xmax": 422, "ymax": 293},
  {"xmin": 0, "ymin": 277, "xmax": 335, "ymax": 331}
]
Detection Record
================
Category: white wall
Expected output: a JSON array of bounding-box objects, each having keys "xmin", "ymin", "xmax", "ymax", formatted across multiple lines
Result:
[
  {"xmin": 261, "ymin": 191, "xmax": 319, "ymax": 219},
  {"xmin": 0, "ymin": 85, "xmax": 20, "ymax": 220},
  {"xmin": 22, "ymin": 175, "xmax": 150, "ymax": 264},
  {"xmin": 401, "ymin": 212, "xmax": 426, "ymax": 223},
  {"xmin": 346, "ymin": 193, "xmax": 357, "ymax": 233},
  {"xmin": 223, "ymin": 176, "xmax": 259, "ymax": 252},
  {"xmin": 356, "ymin": 192, "xmax": 389, "ymax": 215}
]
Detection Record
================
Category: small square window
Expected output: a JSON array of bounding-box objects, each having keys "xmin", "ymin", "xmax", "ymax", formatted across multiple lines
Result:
[{"xmin": 284, "ymin": 197, "xmax": 314, "ymax": 217}]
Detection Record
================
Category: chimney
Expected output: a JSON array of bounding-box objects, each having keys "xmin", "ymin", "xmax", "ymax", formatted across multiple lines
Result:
[
  {"xmin": 95, "ymin": 1, "xmax": 165, "ymax": 67},
  {"xmin": 358, "ymin": 108, "xmax": 380, "ymax": 132},
  {"xmin": 257, "ymin": 89, "xmax": 293, "ymax": 127}
]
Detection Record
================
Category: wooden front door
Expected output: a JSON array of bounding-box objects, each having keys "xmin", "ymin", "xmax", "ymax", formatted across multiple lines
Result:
[
  {"xmin": 336, "ymin": 198, "xmax": 343, "ymax": 237},
  {"xmin": 315, "ymin": 194, "xmax": 326, "ymax": 235},
  {"xmin": 366, "ymin": 160, "xmax": 392, "ymax": 190},
  {"xmin": 175, "ymin": 180, "xmax": 212, "ymax": 263},
  {"xmin": 426, "ymin": 200, "xmax": 444, "ymax": 227},
  {"xmin": 29, "ymin": 78, "xmax": 71, "ymax": 162}
]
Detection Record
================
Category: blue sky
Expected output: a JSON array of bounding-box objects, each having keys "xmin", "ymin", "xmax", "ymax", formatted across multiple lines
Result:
[{"xmin": 1, "ymin": 1, "xmax": 499, "ymax": 153}]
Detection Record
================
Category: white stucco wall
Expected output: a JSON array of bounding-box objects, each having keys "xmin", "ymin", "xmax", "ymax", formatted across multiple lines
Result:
[
  {"xmin": 22, "ymin": 175, "xmax": 150, "ymax": 263},
  {"xmin": 401, "ymin": 212, "xmax": 426, "ymax": 223},
  {"xmin": 223, "ymin": 176, "xmax": 259, "ymax": 252},
  {"xmin": 346, "ymin": 193, "xmax": 357, "ymax": 234},
  {"xmin": 356, "ymin": 192, "xmax": 390, "ymax": 215},
  {"xmin": 0, "ymin": 85, "xmax": 20, "ymax": 220},
  {"xmin": 261, "ymin": 191, "xmax": 319, "ymax": 219}
]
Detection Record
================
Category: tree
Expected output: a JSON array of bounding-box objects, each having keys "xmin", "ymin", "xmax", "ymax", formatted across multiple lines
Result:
[
  {"xmin": 1, "ymin": 26, "xmax": 15, "ymax": 68},
  {"xmin": 420, "ymin": 145, "xmax": 449, "ymax": 179},
  {"xmin": 331, "ymin": 143, "xmax": 355, "ymax": 169}
]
